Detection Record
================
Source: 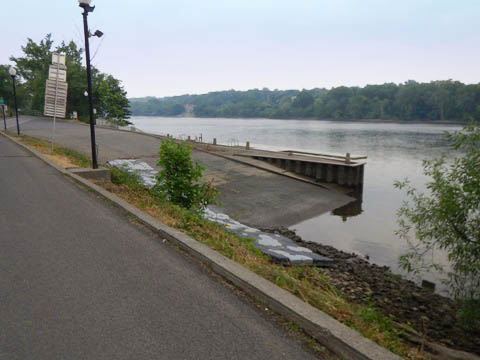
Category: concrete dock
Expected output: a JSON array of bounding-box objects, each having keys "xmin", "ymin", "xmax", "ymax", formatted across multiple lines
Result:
[{"xmin": 191, "ymin": 142, "xmax": 366, "ymax": 191}]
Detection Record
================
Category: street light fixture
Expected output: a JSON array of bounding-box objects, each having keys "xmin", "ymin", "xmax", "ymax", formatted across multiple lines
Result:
[
  {"xmin": 79, "ymin": 0, "xmax": 98, "ymax": 169},
  {"xmin": 9, "ymin": 67, "xmax": 20, "ymax": 135}
]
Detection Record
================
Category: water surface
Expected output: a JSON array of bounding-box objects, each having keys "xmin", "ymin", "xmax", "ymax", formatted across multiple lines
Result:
[{"xmin": 131, "ymin": 116, "xmax": 462, "ymax": 292}]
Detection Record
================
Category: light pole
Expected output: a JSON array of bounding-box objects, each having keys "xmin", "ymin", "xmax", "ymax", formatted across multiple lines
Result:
[
  {"xmin": 9, "ymin": 67, "xmax": 20, "ymax": 135},
  {"xmin": 78, "ymin": 0, "xmax": 99, "ymax": 169}
]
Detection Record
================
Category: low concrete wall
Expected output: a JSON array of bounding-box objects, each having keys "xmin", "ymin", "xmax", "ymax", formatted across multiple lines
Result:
[
  {"xmin": 254, "ymin": 155, "xmax": 365, "ymax": 188},
  {"xmin": 70, "ymin": 167, "xmax": 111, "ymax": 181}
]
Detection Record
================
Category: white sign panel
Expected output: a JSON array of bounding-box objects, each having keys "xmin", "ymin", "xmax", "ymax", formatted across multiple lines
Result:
[
  {"xmin": 43, "ymin": 53, "xmax": 68, "ymax": 119},
  {"xmin": 48, "ymin": 66, "xmax": 67, "ymax": 82},
  {"xmin": 52, "ymin": 54, "xmax": 66, "ymax": 66},
  {"xmin": 44, "ymin": 80, "xmax": 68, "ymax": 118}
]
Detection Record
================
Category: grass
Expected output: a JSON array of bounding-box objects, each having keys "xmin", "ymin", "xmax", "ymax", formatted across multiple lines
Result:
[
  {"xmin": 16, "ymin": 135, "xmax": 91, "ymax": 168},
  {"xmin": 14, "ymin": 135, "xmax": 429, "ymax": 359}
]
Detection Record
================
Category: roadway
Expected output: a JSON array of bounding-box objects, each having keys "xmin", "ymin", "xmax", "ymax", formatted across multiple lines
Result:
[{"xmin": 0, "ymin": 133, "xmax": 320, "ymax": 359}]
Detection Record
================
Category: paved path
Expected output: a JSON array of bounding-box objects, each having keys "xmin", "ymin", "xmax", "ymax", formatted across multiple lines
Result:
[
  {"xmin": 0, "ymin": 135, "xmax": 320, "ymax": 359},
  {"xmin": 5, "ymin": 116, "xmax": 352, "ymax": 227}
]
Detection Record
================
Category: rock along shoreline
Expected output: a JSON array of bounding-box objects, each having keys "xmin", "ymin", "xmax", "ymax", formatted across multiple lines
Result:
[{"xmin": 262, "ymin": 227, "xmax": 480, "ymax": 356}]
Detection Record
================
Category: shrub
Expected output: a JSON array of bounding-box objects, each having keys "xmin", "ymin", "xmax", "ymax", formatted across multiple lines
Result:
[
  {"xmin": 154, "ymin": 138, "xmax": 218, "ymax": 211},
  {"xmin": 395, "ymin": 123, "xmax": 480, "ymax": 329}
]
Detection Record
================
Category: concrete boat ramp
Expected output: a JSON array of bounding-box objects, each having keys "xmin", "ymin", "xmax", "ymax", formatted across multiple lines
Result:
[
  {"xmin": 7, "ymin": 116, "xmax": 362, "ymax": 265},
  {"xmin": 108, "ymin": 158, "xmax": 335, "ymax": 266}
]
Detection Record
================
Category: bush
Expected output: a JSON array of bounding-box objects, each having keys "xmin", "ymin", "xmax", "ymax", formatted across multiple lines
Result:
[
  {"xmin": 395, "ymin": 123, "xmax": 480, "ymax": 329},
  {"xmin": 154, "ymin": 138, "xmax": 218, "ymax": 211}
]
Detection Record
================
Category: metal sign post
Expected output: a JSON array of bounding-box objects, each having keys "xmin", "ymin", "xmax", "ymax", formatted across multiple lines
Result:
[
  {"xmin": 52, "ymin": 57, "xmax": 60, "ymax": 151},
  {"xmin": 0, "ymin": 98, "xmax": 5, "ymax": 131},
  {"xmin": 1, "ymin": 105, "xmax": 6, "ymax": 131}
]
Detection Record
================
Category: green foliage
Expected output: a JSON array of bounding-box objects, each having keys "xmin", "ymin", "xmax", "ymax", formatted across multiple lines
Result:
[
  {"xmin": 0, "ymin": 65, "xmax": 16, "ymax": 111},
  {"xmin": 54, "ymin": 147, "xmax": 91, "ymax": 168},
  {"xmin": 0, "ymin": 65, "xmax": 29, "ymax": 115},
  {"xmin": 395, "ymin": 123, "xmax": 480, "ymax": 328},
  {"xmin": 154, "ymin": 138, "xmax": 218, "ymax": 211},
  {"xmin": 110, "ymin": 166, "xmax": 145, "ymax": 192},
  {"xmin": 95, "ymin": 73, "xmax": 131, "ymax": 121},
  {"xmin": 130, "ymin": 81, "xmax": 480, "ymax": 121},
  {"xmin": 4, "ymin": 34, "xmax": 130, "ymax": 122},
  {"xmin": 9, "ymin": 35, "xmax": 53, "ymax": 112}
]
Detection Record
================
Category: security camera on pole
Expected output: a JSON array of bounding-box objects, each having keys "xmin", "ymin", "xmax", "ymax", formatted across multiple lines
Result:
[{"xmin": 78, "ymin": 0, "xmax": 103, "ymax": 169}]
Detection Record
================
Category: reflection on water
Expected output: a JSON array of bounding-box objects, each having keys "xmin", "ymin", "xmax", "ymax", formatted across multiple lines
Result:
[
  {"xmin": 131, "ymin": 116, "xmax": 462, "ymax": 293},
  {"xmin": 332, "ymin": 197, "xmax": 363, "ymax": 222},
  {"xmin": 331, "ymin": 186, "xmax": 364, "ymax": 222}
]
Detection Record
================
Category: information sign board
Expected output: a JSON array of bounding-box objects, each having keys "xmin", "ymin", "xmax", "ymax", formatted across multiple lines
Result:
[{"xmin": 44, "ymin": 53, "xmax": 68, "ymax": 119}]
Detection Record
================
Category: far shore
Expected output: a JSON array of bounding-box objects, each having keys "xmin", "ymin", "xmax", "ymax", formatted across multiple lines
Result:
[{"xmin": 131, "ymin": 115, "xmax": 469, "ymax": 126}]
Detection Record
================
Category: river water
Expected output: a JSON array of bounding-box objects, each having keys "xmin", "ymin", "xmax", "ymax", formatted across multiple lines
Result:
[{"xmin": 131, "ymin": 116, "xmax": 463, "ymax": 292}]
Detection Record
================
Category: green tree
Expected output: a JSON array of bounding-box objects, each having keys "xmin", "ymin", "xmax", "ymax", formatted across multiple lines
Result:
[
  {"xmin": 395, "ymin": 124, "xmax": 480, "ymax": 327},
  {"xmin": 95, "ymin": 73, "xmax": 131, "ymax": 122},
  {"xmin": 10, "ymin": 34, "xmax": 53, "ymax": 113},
  {"xmin": 0, "ymin": 65, "xmax": 16, "ymax": 112},
  {"xmin": 130, "ymin": 82, "xmax": 480, "ymax": 121},
  {"xmin": 154, "ymin": 139, "xmax": 218, "ymax": 210},
  {"xmin": 293, "ymin": 89, "xmax": 314, "ymax": 108},
  {"xmin": 0, "ymin": 65, "xmax": 29, "ymax": 115},
  {"xmin": 9, "ymin": 34, "xmax": 130, "ymax": 121}
]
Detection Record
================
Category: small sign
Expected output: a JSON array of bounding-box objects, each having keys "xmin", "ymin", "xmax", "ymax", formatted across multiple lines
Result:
[
  {"xmin": 52, "ymin": 54, "xmax": 66, "ymax": 65},
  {"xmin": 0, "ymin": 97, "xmax": 4, "ymax": 105},
  {"xmin": 48, "ymin": 66, "xmax": 67, "ymax": 82}
]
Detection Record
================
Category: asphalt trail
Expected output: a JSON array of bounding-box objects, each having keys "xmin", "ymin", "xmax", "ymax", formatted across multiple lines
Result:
[{"xmin": 0, "ymin": 135, "xmax": 319, "ymax": 359}]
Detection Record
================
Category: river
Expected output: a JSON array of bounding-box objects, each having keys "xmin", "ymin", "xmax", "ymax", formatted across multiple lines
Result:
[{"xmin": 130, "ymin": 116, "xmax": 463, "ymax": 293}]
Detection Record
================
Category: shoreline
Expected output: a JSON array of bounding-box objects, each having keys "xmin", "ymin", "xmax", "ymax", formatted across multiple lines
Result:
[
  {"xmin": 130, "ymin": 115, "xmax": 469, "ymax": 126},
  {"xmin": 262, "ymin": 227, "xmax": 480, "ymax": 355}
]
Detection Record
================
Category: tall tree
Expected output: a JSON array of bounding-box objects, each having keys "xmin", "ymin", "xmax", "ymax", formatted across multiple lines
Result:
[
  {"xmin": 8, "ymin": 34, "xmax": 130, "ymax": 121},
  {"xmin": 95, "ymin": 73, "xmax": 131, "ymax": 122},
  {"xmin": 10, "ymin": 34, "xmax": 53, "ymax": 112}
]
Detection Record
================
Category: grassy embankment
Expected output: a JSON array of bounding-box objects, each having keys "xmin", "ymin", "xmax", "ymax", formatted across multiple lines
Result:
[
  {"xmin": 15, "ymin": 134, "xmax": 428, "ymax": 360},
  {"xmin": 18, "ymin": 135, "xmax": 91, "ymax": 168}
]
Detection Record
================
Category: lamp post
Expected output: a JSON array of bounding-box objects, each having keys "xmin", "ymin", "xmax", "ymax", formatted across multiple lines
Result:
[
  {"xmin": 78, "ymin": 0, "xmax": 98, "ymax": 169},
  {"xmin": 9, "ymin": 67, "xmax": 20, "ymax": 135}
]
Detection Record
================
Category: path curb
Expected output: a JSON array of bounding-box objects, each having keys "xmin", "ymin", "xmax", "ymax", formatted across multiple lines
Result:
[{"xmin": 0, "ymin": 130, "xmax": 401, "ymax": 360}]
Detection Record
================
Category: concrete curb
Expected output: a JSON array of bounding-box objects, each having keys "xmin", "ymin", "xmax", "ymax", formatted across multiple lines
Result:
[{"xmin": 0, "ymin": 130, "xmax": 401, "ymax": 360}]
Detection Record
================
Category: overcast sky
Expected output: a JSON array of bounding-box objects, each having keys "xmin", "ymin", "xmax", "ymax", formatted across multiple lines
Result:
[{"xmin": 2, "ymin": 0, "xmax": 478, "ymax": 97}]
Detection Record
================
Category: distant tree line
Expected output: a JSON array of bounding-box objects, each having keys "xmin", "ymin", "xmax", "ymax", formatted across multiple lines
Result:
[
  {"xmin": 130, "ymin": 81, "xmax": 480, "ymax": 122},
  {"xmin": 0, "ymin": 34, "xmax": 130, "ymax": 122}
]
